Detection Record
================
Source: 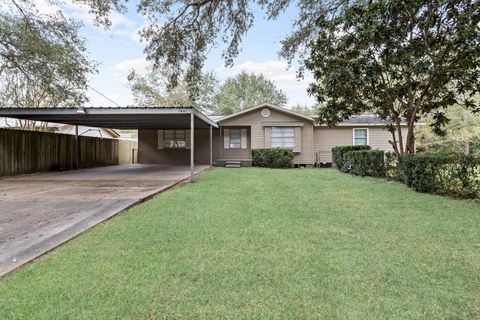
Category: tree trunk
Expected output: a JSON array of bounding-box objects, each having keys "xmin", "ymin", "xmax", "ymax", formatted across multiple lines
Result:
[
  {"xmin": 405, "ymin": 122, "xmax": 416, "ymax": 155},
  {"xmin": 464, "ymin": 140, "xmax": 470, "ymax": 155},
  {"xmin": 388, "ymin": 129, "xmax": 401, "ymax": 159},
  {"xmin": 395, "ymin": 118, "xmax": 404, "ymax": 157}
]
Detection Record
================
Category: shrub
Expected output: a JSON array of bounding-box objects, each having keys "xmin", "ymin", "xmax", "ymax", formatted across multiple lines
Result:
[
  {"xmin": 344, "ymin": 149, "xmax": 386, "ymax": 177},
  {"xmin": 252, "ymin": 148, "xmax": 294, "ymax": 168},
  {"xmin": 332, "ymin": 145, "xmax": 371, "ymax": 172},
  {"xmin": 399, "ymin": 154, "xmax": 480, "ymax": 198}
]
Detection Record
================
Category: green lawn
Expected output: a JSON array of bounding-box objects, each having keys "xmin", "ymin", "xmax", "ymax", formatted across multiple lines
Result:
[{"xmin": 1, "ymin": 168, "xmax": 479, "ymax": 319}]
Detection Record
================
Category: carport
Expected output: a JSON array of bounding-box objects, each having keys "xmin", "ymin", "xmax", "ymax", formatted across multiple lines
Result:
[
  {"xmin": 0, "ymin": 107, "xmax": 219, "ymax": 275},
  {"xmin": 0, "ymin": 107, "xmax": 218, "ymax": 182}
]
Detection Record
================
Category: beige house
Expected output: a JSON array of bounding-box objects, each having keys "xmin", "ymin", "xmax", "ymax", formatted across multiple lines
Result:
[{"xmin": 138, "ymin": 103, "xmax": 406, "ymax": 167}]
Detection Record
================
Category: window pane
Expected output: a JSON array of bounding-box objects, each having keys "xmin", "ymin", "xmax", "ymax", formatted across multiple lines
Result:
[
  {"xmin": 283, "ymin": 128, "xmax": 295, "ymax": 136},
  {"xmin": 271, "ymin": 127, "xmax": 283, "ymax": 138},
  {"xmin": 270, "ymin": 127, "xmax": 295, "ymax": 148},
  {"xmin": 230, "ymin": 129, "xmax": 241, "ymax": 148},
  {"xmin": 355, "ymin": 138, "xmax": 367, "ymax": 145},
  {"xmin": 272, "ymin": 127, "xmax": 283, "ymax": 134},
  {"xmin": 271, "ymin": 137, "xmax": 283, "ymax": 147},
  {"xmin": 175, "ymin": 130, "xmax": 185, "ymax": 139},
  {"xmin": 354, "ymin": 129, "xmax": 368, "ymax": 145},
  {"xmin": 283, "ymin": 137, "xmax": 295, "ymax": 147},
  {"xmin": 164, "ymin": 129, "xmax": 186, "ymax": 148},
  {"xmin": 164, "ymin": 130, "xmax": 175, "ymax": 140},
  {"xmin": 355, "ymin": 130, "xmax": 367, "ymax": 138}
]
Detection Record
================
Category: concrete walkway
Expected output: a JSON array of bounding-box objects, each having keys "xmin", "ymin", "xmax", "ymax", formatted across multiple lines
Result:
[{"xmin": 0, "ymin": 164, "xmax": 208, "ymax": 276}]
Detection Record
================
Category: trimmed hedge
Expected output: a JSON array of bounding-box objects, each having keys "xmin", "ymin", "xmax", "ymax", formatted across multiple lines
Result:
[
  {"xmin": 332, "ymin": 145, "xmax": 371, "ymax": 171},
  {"xmin": 345, "ymin": 149, "xmax": 386, "ymax": 177},
  {"xmin": 252, "ymin": 148, "xmax": 294, "ymax": 168},
  {"xmin": 332, "ymin": 145, "xmax": 480, "ymax": 199},
  {"xmin": 399, "ymin": 154, "xmax": 480, "ymax": 198}
]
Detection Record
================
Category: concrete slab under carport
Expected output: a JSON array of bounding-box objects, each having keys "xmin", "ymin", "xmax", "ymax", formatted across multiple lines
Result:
[{"xmin": 0, "ymin": 164, "xmax": 208, "ymax": 276}]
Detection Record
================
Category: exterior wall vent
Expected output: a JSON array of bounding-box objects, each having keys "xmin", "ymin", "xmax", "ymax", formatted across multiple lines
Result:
[{"xmin": 261, "ymin": 108, "xmax": 270, "ymax": 118}]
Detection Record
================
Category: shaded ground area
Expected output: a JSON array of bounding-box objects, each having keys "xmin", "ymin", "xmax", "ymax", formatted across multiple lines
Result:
[{"xmin": 0, "ymin": 164, "xmax": 208, "ymax": 276}]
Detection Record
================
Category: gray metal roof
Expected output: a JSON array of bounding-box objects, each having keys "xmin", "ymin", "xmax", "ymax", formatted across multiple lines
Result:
[
  {"xmin": 338, "ymin": 114, "xmax": 388, "ymax": 125},
  {"xmin": 207, "ymin": 115, "xmax": 224, "ymax": 122},
  {"xmin": 0, "ymin": 107, "xmax": 218, "ymax": 129}
]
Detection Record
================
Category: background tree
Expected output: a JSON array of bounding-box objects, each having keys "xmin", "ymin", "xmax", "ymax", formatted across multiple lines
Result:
[
  {"xmin": 290, "ymin": 104, "xmax": 317, "ymax": 115},
  {"xmin": 306, "ymin": 0, "xmax": 480, "ymax": 158},
  {"xmin": 417, "ymin": 105, "xmax": 480, "ymax": 155},
  {"xmin": 127, "ymin": 68, "xmax": 218, "ymax": 113},
  {"xmin": 212, "ymin": 71, "xmax": 287, "ymax": 115},
  {"xmin": 0, "ymin": 4, "xmax": 96, "ymax": 110}
]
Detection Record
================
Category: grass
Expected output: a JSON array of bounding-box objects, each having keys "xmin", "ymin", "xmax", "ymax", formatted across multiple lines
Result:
[{"xmin": 0, "ymin": 168, "xmax": 479, "ymax": 319}]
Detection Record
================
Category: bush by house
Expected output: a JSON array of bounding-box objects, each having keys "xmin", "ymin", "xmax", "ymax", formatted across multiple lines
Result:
[{"xmin": 332, "ymin": 146, "xmax": 480, "ymax": 199}]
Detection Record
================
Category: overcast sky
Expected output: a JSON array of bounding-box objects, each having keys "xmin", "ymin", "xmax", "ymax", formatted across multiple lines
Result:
[{"xmin": 36, "ymin": 1, "xmax": 316, "ymax": 109}]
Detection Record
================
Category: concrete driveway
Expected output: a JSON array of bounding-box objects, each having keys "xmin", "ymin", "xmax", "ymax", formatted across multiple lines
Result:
[{"xmin": 0, "ymin": 164, "xmax": 208, "ymax": 276}]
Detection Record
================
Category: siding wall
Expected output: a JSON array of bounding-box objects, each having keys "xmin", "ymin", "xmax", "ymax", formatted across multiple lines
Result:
[
  {"xmin": 219, "ymin": 127, "xmax": 251, "ymax": 160},
  {"xmin": 138, "ymin": 128, "xmax": 219, "ymax": 165},
  {"xmin": 313, "ymin": 126, "xmax": 408, "ymax": 163},
  {"xmin": 219, "ymin": 108, "xmax": 314, "ymax": 165},
  {"xmin": 137, "ymin": 112, "xmax": 408, "ymax": 166}
]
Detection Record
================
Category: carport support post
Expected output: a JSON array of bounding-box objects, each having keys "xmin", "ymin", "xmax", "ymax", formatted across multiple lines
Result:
[
  {"xmin": 74, "ymin": 125, "xmax": 79, "ymax": 169},
  {"xmin": 209, "ymin": 125, "xmax": 213, "ymax": 168},
  {"xmin": 190, "ymin": 111, "xmax": 195, "ymax": 182}
]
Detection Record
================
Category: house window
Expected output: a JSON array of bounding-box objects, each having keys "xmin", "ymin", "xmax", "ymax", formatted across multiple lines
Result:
[
  {"xmin": 164, "ymin": 129, "xmax": 186, "ymax": 148},
  {"xmin": 271, "ymin": 127, "xmax": 295, "ymax": 148},
  {"xmin": 224, "ymin": 128, "xmax": 247, "ymax": 149},
  {"xmin": 353, "ymin": 128, "xmax": 368, "ymax": 145},
  {"xmin": 229, "ymin": 129, "xmax": 241, "ymax": 148}
]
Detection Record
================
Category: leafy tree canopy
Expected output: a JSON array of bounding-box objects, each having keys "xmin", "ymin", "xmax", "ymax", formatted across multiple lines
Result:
[
  {"xmin": 306, "ymin": 0, "xmax": 480, "ymax": 158},
  {"xmin": 212, "ymin": 71, "xmax": 287, "ymax": 115},
  {"xmin": 13, "ymin": 0, "xmax": 348, "ymax": 92},
  {"xmin": 0, "ymin": 2, "xmax": 96, "ymax": 108},
  {"xmin": 127, "ymin": 67, "xmax": 218, "ymax": 113}
]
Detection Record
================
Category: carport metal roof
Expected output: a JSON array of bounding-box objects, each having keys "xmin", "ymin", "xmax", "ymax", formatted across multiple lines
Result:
[
  {"xmin": 0, "ymin": 107, "xmax": 217, "ymax": 182},
  {"xmin": 0, "ymin": 107, "xmax": 218, "ymax": 129}
]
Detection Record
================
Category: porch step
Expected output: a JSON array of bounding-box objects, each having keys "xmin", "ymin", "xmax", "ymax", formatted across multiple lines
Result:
[{"xmin": 225, "ymin": 160, "xmax": 241, "ymax": 168}]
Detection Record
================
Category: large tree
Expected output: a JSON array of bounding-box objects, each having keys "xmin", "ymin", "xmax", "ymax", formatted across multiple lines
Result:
[
  {"xmin": 212, "ymin": 71, "xmax": 287, "ymax": 115},
  {"xmin": 306, "ymin": 0, "xmax": 480, "ymax": 158},
  {"xmin": 127, "ymin": 67, "xmax": 218, "ymax": 113},
  {"xmin": 137, "ymin": 0, "xmax": 332, "ymax": 89},
  {"xmin": 13, "ymin": 0, "xmax": 349, "ymax": 91},
  {"xmin": 0, "ymin": 2, "xmax": 96, "ymax": 109}
]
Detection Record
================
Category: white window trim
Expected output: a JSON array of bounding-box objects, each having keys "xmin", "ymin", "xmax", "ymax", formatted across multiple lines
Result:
[{"xmin": 352, "ymin": 128, "xmax": 369, "ymax": 145}]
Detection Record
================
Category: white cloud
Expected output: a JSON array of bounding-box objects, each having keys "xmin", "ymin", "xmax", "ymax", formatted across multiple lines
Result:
[
  {"xmin": 109, "ymin": 58, "xmax": 151, "ymax": 84},
  {"xmin": 217, "ymin": 60, "xmax": 316, "ymax": 106}
]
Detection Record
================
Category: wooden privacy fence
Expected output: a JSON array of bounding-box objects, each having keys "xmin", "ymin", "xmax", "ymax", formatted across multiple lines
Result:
[{"xmin": 0, "ymin": 128, "xmax": 137, "ymax": 176}]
